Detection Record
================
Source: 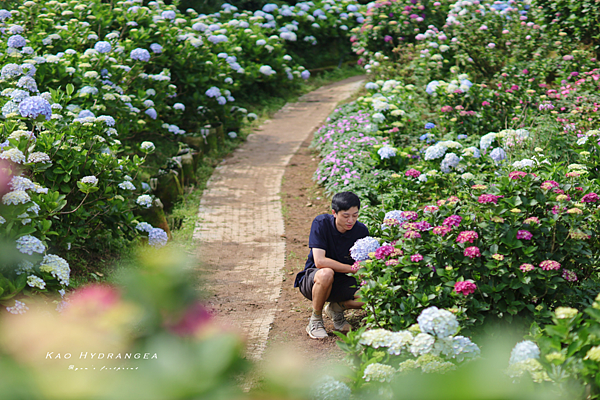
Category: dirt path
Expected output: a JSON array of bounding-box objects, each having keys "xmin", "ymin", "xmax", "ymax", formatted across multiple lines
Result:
[{"xmin": 193, "ymin": 76, "xmax": 364, "ymax": 362}]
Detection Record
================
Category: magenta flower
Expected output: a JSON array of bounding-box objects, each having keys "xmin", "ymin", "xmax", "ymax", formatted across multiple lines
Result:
[
  {"xmin": 375, "ymin": 245, "xmax": 395, "ymax": 260},
  {"xmin": 541, "ymin": 180, "xmax": 559, "ymax": 190},
  {"xmin": 562, "ymin": 269, "xmax": 578, "ymax": 282},
  {"xmin": 440, "ymin": 105, "xmax": 453, "ymax": 112},
  {"xmin": 456, "ymin": 231, "xmax": 479, "ymax": 243},
  {"xmin": 454, "ymin": 281, "xmax": 477, "ymax": 296},
  {"xmin": 464, "ymin": 246, "xmax": 481, "ymax": 259},
  {"xmin": 351, "ymin": 262, "xmax": 361, "ymax": 273},
  {"xmin": 404, "ymin": 230, "xmax": 421, "ymax": 239},
  {"xmin": 411, "ymin": 254, "xmax": 423, "ymax": 262},
  {"xmin": 509, "ymin": 171, "xmax": 527, "ymax": 180},
  {"xmin": 539, "ymin": 260, "xmax": 561, "ymax": 271},
  {"xmin": 523, "ymin": 217, "xmax": 540, "ymax": 225},
  {"xmin": 519, "ymin": 263, "xmax": 534, "ymax": 272},
  {"xmin": 405, "ymin": 168, "xmax": 421, "ymax": 178},
  {"xmin": 443, "ymin": 215, "xmax": 462, "ymax": 227},
  {"xmin": 414, "ymin": 221, "xmax": 432, "ymax": 231},
  {"xmin": 432, "ymin": 225, "xmax": 452, "ymax": 236},
  {"xmin": 384, "ymin": 35, "xmax": 393, "ymax": 42},
  {"xmin": 424, "ymin": 205, "xmax": 439, "ymax": 213},
  {"xmin": 516, "ymin": 230, "xmax": 533, "ymax": 240},
  {"xmin": 482, "ymin": 101, "xmax": 490, "ymax": 106},
  {"xmin": 401, "ymin": 211, "xmax": 419, "ymax": 221},
  {"xmin": 582, "ymin": 192, "xmax": 599, "ymax": 203},
  {"xmin": 478, "ymin": 194, "xmax": 503, "ymax": 204},
  {"xmin": 385, "ymin": 259, "xmax": 399, "ymax": 266}
]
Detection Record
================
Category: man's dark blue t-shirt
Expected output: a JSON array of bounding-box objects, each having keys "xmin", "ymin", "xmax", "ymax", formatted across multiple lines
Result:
[{"xmin": 293, "ymin": 213, "xmax": 369, "ymax": 287}]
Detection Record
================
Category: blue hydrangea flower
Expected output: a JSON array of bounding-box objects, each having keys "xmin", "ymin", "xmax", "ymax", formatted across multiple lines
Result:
[
  {"xmin": 2, "ymin": 101, "xmax": 18, "ymax": 116},
  {"xmin": 417, "ymin": 306, "xmax": 459, "ymax": 338},
  {"xmin": 457, "ymin": 134, "xmax": 468, "ymax": 140},
  {"xmin": 424, "ymin": 143, "xmax": 447, "ymax": 160},
  {"xmin": 463, "ymin": 146, "xmax": 481, "ymax": 158},
  {"xmin": 426, "ymin": 80, "xmax": 440, "ymax": 95},
  {"xmin": 148, "ymin": 227, "xmax": 168, "ymax": 248},
  {"xmin": 377, "ymin": 146, "xmax": 396, "ymax": 159},
  {"xmin": 1, "ymin": 63, "xmax": 22, "ymax": 79},
  {"xmin": 173, "ymin": 103, "xmax": 185, "ymax": 111},
  {"xmin": 150, "ymin": 43, "xmax": 163, "ymax": 53},
  {"xmin": 10, "ymin": 89, "xmax": 30, "ymax": 102},
  {"xmin": 509, "ymin": 340, "xmax": 540, "ymax": 365},
  {"xmin": 365, "ymin": 82, "xmax": 379, "ymax": 90},
  {"xmin": 217, "ymin": 96, "xmax": 227, "ymax": 105},
  {"xmin": 192, "ymin": 22, "xmax": 207, "ymax": 31},
  {"xmin": 7, "ymin": 34, "xmax": 26, "ymax": 48},
  {"xmin": 18, "ymin": 96, "xmax": 51, "ymax": 120},
  {"xmin": 97, "ymin": 115, "xmax": 115, "ymax": 126},
  {"xmin": 94, "ymin": 41, "xmax": 111, "ymax": 53},
  {"xmin": 17, "ymin": 76, "xmax": 37, "ymax": 92},
  {"xmin": 490, "ymin": 147, "xmax": 506, "ymax": 162},
  {"xmin": 425, "ymin": 122, "xmax": 436, "ymax": 129},
  {"xmin": 16, "ymin": 235, "xmax": 45, "ymax": 255},
  {"xmin": 136, "ymin": 222, "xmax": 153, "ymax": 232},
  {"xmin": 78, "ymin": 110, "xmax": 95, "ymax": 118},
  {"xmin": 205, "ymin": 86, "xmax": 221, "ymax": 98},
  {"xmin": 130, "ymin": 48, "xmax": 150, "ymax": 61},
  {"xmin": 372, "ymin": 112, "xmax": 385, "ymax": 123},
  {"xmin": 145, "ymin": 108, "xmax": 157, "ymax": 119},
  {"xmin": 301, "ymin": 70, "xmax": 310, "ymax": 80},
  {"xmin": 440, "ymin": 153, "xmax": 460, "ymax": 173},
  {"xmin": 350, "ymin": 236, "xmax": 380, "ymax": 261},
  {"xmin": 21, "ymin": 64, "xmax": 36, "ymax": 77},
  {"xmin": 0, "ymin": 9, "xmax": 12, "ymax": 20},
  {"xmin": 161, "ymin": 10, "xmax": 176, "ymax": 19}
]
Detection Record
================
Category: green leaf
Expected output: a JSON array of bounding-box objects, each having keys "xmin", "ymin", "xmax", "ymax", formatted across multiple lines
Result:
[{"xmin": 66, "ymin": 83, "xmax": 74, "ymax": 96}]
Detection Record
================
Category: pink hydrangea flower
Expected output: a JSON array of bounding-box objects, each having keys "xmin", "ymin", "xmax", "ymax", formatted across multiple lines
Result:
[
  {"xmin": 401, "ymin": 211, "xmax": 419, "ymax": 221},
  {"xmin": 375, "ymin": 245, "xmax": 395, "ymax": 260},
  {"xmin": 391, "ymin": 248, "xmax": 403, "ymax": 257},
  {"xmin": 443, "ymin": 215, "xmax": 462, "ymax": 227},
  {"xmin": 478, "ymin": 194, "xmax": 503, "ymax": 204},
  {"xmin": 582, "ymin": 192, "xmax": 599, "ymax": 203},
  {"xmin": 566, "ymin": 171, "xmax": 580, "ymax": 178},
  {"xmin": 405, "ymin": 168, "xmax": 421, "ymax": 178},
  {"xmin": 424, "ymin": 205, "xmax": 439, "ymax": 213},
  {"xmin": 519, "ymin": 263, "xmax": 534, "ymax": 272},
  {"xmin": 456, "ymin": 230, "xmax": 479, "ymax": 243},
  {"xmin": 414, "ymin": 221, "xmax": 432, "ymax": 231},
  {"xmin": 562, "ymin": 269, "xmax": 578, "ymax": 282},
  {"xmin": 523, "ymin": 217, "xmax": 540, "ymax": 225},
  {"xmin": 509, "ymin": 171, "xmax": 527, "ymax": 180},
  {"xmin": 464, "ymin": 246, "xmax": 481, "ymax": 258},
  {"xmin": 516, "ymin": 230, "xmax": 533, "ymax": 240},
  {"xmin": 447, "ymin": 196, "xmax": 459, "ymax": 203},
  {"xmin": 432, "ymin": 225, "xmax": 452, "ymax": 236},
  {"xmin": 410, "ymin": 254, "xmax": 423, "ymax": 262},
  {"xmin": 541, "ymin": 180, "xmax": 559, "ymax": 190},
  {"xmin": 351, "ymin": 262, "xmax": 361, "ymax": 273},
  {"xmin": 539, "ymin": 260, "xmax": 561, "ymax": 270},
  {"xmin": 440, "ymin": 105, "xmax": 453, "ymax": 112},
  {"xmin": 404, "ymin": 230, "xmax": 421, "ymax": 239},
  {"xmin": 385, "ymin": 259, "xmax": 399, "ymax": 266},
  {"xmin": 454, "ymin": 281, "xmax": 477, "ymax": 296}
]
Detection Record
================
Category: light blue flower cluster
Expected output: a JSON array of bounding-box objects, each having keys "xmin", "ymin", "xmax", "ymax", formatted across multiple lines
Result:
[
  {"xmin": 463, "ymin": 146, "xmax": 481, "ymax": 158},
  {"xmin": 425, "ymin": 122, "xmax": 436, "ymax": 129},
  {"xmin": 310, "ymin": 376, "xmax": 351, "ymax": 400},
  {"xmin": 7, "ymin": 34, "xmax": 26, "ymax": 48},
  {"xmin": 148, "ymin": 227, "xmax": 168, "ymax": 248},
  {"xmin": 383, "ymin": 210, "xmax": 406, "ymax": 226},
  {"xmin": 490, "ymin": 147, "xmax": 507, "ymax": 162},
  {"xmin": 18, "ymin": 96, "xmax": 52, "ymax": 120},
  {"xmin": 16, "ymin": 234, "xmax": 45, "ymax": 255},
  {"xmin": 150, "ymin": 43, "xmax": 163, "ymax": 53},
  {"xmin": 130, "ymin": 48, "xmax": 150, "ymax": 61},
  {"xmin": 417, "ymin": 306, "xmax": 459, "ymax": 338},
  {"xmin": 350, "ymin": 236, "xmax": 380, "ymax": 261},
  {"xmin": 509, "ymin": 340, "xmax": 540, "ymax": 365},
  {"xmin": 94, "ymin": 41, "xmax": 112, "ymax": 53},
  {"xmin": 6, "ymin": 300, "xmax": 28, "ymax": 315},
  {"xmin": 440, "ymin": 153, "xmax": 460, "ymax": 173},
  {"xmin": 424, "ymin": 143, "xmax": 447, "ymax": 160},
  {"xmin": 480, "ymin": 132, "xmax": 496, "ymax": 150},
  {"xmin": 118, "ymin": 181, "xmax": 136, "ymax": 190},
  {"xmin": 377, "ymin": 145, "xmax": 396, "ymax": 159},
  {"xmin": 426, "ymin": 80, "xmax": 440, "ymax": 95},
  {"xmin": 136, "ymin": 222, "xmax": 153, "ymax": 232}
]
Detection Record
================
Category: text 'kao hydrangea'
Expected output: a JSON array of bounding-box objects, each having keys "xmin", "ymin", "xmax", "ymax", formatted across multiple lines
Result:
[
  {"xmin": 417, "ymin": 306, "xmax": 459, "ymax": 338},
  {"xmin": 350, "ymin": 236, "xmax": 380, "ymax": 261},
  {"xmin": 18, "ymin": 96, "xmax": 52, "ymax": 120}
]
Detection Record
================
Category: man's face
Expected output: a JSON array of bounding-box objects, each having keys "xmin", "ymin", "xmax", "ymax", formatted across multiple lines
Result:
[{"xmin": 333, "ymin": 206, "xmax": 359, "ymax": 233}]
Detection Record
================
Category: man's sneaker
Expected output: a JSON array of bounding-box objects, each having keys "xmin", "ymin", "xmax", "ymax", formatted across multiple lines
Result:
[
  {"xmin": 324, "ymin": 302, "xmax": 352, "ymax": 333},
  {"xmin": 306, "ymin": 317, "xmax": 328, "ymax": 339}
]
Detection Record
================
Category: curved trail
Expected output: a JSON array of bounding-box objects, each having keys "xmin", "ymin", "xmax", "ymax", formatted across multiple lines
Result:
[{"xmin": 193, "ymin": 76, "xmax": 364, "ymax": 361}]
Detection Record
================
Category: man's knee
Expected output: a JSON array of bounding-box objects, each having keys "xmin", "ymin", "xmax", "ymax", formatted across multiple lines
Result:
[{"xmin": 314, "ymin": 268, "xmax": 334, "ymax": 286}]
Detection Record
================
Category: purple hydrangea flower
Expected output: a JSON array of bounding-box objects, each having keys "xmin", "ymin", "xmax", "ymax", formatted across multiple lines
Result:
[
  {"xmin": 18, "ymin": 96, "xmax": 52, "ymax": 120},
  {"xmin": 145, "ymin": 108, "xmax": 157, "ymax": 119},
  {"xmin": 490, "ymin": 147, "xmax": 507, "ymax": 162},
  {"xmin": 7, "ymin": 34, "xmax": 26, "ymax": 48},
  {"xmin": 161, "ymin": 10, "xmax": 176, "ymax": 19},
  {"xmin": 301, "ymin": 70, "xmax": 310, "ymax": 80},
  {"xmin": 130, "ymin": 48, "xmax": 150, "ymax": 61},
  {"xmin": 149, "ymin": 43, "xmax": 163, "ymax": 54},
  {"xmin": 94, "ymin": 41, "xmax": 111, "ymax": 53}
]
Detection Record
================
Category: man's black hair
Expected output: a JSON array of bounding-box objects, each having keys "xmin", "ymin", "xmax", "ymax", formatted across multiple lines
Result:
[{"xmin": 331, "ymin": 191, "xmax": 360, "ymax": 212}]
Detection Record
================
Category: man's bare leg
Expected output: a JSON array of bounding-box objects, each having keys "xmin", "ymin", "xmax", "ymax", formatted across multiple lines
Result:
[{"xmin": 312, "ymin": 268, "xmax": 334, "ymax": 315}]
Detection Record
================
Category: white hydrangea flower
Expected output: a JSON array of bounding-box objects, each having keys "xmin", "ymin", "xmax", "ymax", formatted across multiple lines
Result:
[
  {"xmin": 80, "ymin": 175, "xmax": 98, "ymax": 185},
  {"xmin": 15, "ymin": 234, "xmax": 45, "ymax": 255},
  {"xmin": 141, "ymin": 141, "xmax": 155, "ymax": 152},
  {"xmin": 27, "ymin": 275, "xmax": 46, "ymax": 289},
  {"xmin": 118, "ymin": 181, "xmax": 136, "ymax": 190},
  {"xmin": 417, "ymin": 306, "xmax": 459, "ymax": 338},
  {"xmin": 387, "ymin": 331, "xmax": 414, "ymax": 355},
  {"xmin": 310, "ymin": 375, "xmax": 351, "ymax": 400},
  {"xmin": 0, "ymin": 148, "xmax": 25, "ymax": 163},
  {"xmin": 363, "ymin": 363, "xmax": 396, "ymax": 382},
  {"xmin": 6, "ymin": 300, "xmax": 28, "ymax": 314},
  {"xmin": 509, "ymin": 340, "xmax": 540, "ymax": 365},
  {"xmin": 39, "ymin": 254, "xmax": 70, "ymax": 286},
  {"xmin": 359, "ymin": 329, "xmax": 393, "ymax": 348},
  {"xmin": 410, "ymin": 333, "xmax": 435, "ymax": 356},
  {"xmin": 136, "ymin": 194, "xmax": 153, "ymax": 208}
]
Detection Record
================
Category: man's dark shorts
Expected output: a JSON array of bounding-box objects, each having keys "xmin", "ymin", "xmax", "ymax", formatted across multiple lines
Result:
[{"xmin": 299, "ymin": 268, "xmax": 359, "ymax": 303}]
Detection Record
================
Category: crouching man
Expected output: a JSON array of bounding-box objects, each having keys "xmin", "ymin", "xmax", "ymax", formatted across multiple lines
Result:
[{"xmin": 293, "ymin": 191, "xmax": 368, "ymax": 339}]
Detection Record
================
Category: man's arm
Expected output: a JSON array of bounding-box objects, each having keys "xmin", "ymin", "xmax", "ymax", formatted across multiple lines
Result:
[{"xmin": 313, "ymin": 248, "xmax": 353, "ymax": 274}]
